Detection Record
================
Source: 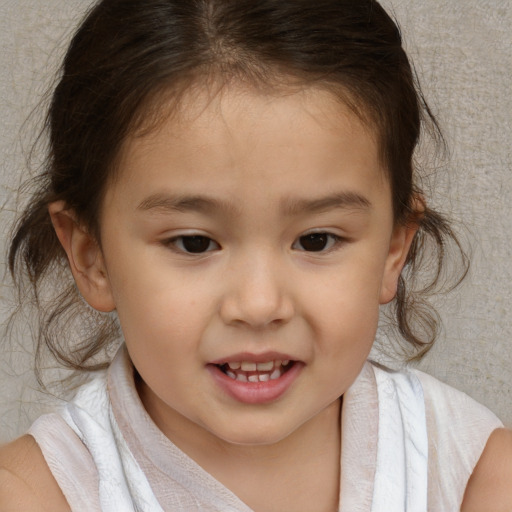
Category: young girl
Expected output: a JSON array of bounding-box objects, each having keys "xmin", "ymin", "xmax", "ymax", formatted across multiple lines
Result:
[{"xmin": 1, "ymin": 0, "xmax": 511, "ymax": 510}]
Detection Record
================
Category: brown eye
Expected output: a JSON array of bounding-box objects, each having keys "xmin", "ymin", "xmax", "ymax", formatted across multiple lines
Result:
[
  {"xmin": 172, "ymin": 235, "xmax": 219, "ymax": 254},
  {"xmin": 294, "ymin": 233, "xmax": 341, "ymax": 252}
]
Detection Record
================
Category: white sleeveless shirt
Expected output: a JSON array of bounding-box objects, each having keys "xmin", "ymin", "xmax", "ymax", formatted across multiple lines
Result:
[{"xmin": 29, "ymin": 346, "xmax": 503, "ymax": 511}]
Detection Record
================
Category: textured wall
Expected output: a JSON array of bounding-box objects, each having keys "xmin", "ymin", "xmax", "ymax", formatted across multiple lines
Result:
[{"xmin": 0, "ymin": 0, "xmax": 511, "ymax": 443}]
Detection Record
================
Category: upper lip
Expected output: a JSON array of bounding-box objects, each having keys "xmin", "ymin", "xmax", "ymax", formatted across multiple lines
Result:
[{"xmin": 210, "ymin": 351, "xmax": 299, "ymax": 365}]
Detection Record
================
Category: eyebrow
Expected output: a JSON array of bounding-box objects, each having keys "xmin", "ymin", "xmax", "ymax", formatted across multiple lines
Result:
[
  {"xmin": 137, "ymin": 194, "xmax": 238, "ymax": 215},
  {"xmin": 137, "ymin": 191, "xmax": 371, "ymax": 216},
  {"xmin": 281, "ymin": 192, "xmax": 371, "ymax": 216}
]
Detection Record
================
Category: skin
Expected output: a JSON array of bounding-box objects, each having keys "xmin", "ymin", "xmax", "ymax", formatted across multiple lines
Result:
[
  {"xmin": 1, "ymin": 85, "xmax": 511, "ymax": 511},
  {"xmin": 0, "ymin": 436, "xmax": 68, "ymax": 511}
]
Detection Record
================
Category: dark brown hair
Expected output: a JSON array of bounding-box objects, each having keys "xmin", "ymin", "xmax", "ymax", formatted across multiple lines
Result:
[{"xmin": 8, "ymin": 0, "xmax": 468, "ymax": 373}]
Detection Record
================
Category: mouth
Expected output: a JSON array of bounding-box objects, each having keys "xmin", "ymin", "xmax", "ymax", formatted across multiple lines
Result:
[
  {"xmin": 208, "ymin": 355, "xmax": 302, "ymax": 404},
  {"xmin": 208, "ymin": 354, "xmax": 302, "ymax": 404},
  {"xmin": 216, "ymin": 359, "xmax": 295, "ymax": 383}
]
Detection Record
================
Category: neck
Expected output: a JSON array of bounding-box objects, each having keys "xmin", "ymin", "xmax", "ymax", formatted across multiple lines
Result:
[
  {"xmin": 215, "ymin": 399, "xmax": 342, "ymax": 512},
  {"xmin": 139, "ymin": 379, "xmax": 342, "ymax": 512}
]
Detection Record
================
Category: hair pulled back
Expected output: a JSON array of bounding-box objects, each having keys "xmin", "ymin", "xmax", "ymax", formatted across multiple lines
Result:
[{"xmin": 9, "ymin": 0, "xmax": 467, "ymax": 372}]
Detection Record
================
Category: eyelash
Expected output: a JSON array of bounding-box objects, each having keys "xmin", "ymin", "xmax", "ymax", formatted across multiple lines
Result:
[
  {"xmin": 163, "ymin": 232, "xmax": 344, "ymax": 255},
  {"xmin": 163, "ymin": 235, "xmax": 220, "ymax": 254},
  {"xmin": 292, "ymin": 232, "xmax": 345, "ymax": 253}
]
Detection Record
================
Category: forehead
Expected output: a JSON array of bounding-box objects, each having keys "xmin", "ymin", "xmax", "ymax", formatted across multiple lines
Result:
[{"xmin": 110, "ymin": 84, "xmax": 389, "ymax": 212}]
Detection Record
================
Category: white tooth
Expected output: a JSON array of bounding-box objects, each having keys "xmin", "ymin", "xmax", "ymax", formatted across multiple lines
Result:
[
  {"xmin": 226, "ymin": 370, "xmax": 236, "ymax": 380},
  {"xmin": 256, "ymin": 361, "xmax": 274, "ymax": 371},
  {"xmin": 270, "ymin": 368, "xmax": 281, "ymax": 380},
  {"xmin": 259, "ymin": 373, "xmax": 270, "ymax": 382},
  {"xmin": 236, "ymin": 373, "xmax": 248, "ymax": 382},
  {"xmin": 228, "ymin": 362, "xmax": 241, "ymax": 370},
  {"xmin": 241, "ymin": 361, "xmax": 257, "ymax": 371},
  {"xmin": 248, "ymin": 375, "xmax": 259, "ymax": 383},
  {"xmin": 282, "ymin": 360, "xmax": 290, "ymax": 366}
]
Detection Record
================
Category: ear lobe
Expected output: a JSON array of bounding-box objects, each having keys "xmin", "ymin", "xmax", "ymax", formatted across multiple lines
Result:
[
  {"xmin": 49, "ymin": 201, "xmax": 115, "ymax": 312},
  {"xmin": 379, "ymin": 220, "xmax": 419, "ymax": 305}
]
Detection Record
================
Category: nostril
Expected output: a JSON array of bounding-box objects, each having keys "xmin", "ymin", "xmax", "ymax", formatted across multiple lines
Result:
[{"xmin": 219, "ymin": 294, "xmax": 295, "ymax": 329}]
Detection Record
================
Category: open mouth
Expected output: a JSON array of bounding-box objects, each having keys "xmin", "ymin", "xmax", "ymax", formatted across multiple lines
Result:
[{"xmin": 216, "ymin": 360, "xmax": 295, "ymax": 383}]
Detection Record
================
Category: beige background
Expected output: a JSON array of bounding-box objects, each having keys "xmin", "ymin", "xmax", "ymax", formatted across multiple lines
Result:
[{"xmin": 0, "ymin": 0, "xmax": 511, "ymax": 442}]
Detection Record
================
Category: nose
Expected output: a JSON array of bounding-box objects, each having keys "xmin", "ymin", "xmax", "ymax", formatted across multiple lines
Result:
[{"xmin": 219, "ymin": 250, "xmax": 295, "ymax": 329}]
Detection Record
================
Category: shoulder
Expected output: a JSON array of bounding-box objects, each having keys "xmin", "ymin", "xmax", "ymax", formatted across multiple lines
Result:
[
  {"xmin": 412, "ymin": 368, "xmax": 503, "ymax": 434},
  {"xmin": 461, "ymin": 428, "xmax": 512, "ymax": 511},
  {"xmin": 412, "ymin": 369, "xmax": 503, "ymax": 478},
  {"xmin": 0, "ymin": 435, "xmax": 70, "ymax": 512}
]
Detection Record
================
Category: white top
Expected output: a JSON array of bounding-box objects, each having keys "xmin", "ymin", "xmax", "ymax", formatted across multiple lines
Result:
[{"xmin": 29, "ymin": 346, "xmax": 503, "ymax": 511}]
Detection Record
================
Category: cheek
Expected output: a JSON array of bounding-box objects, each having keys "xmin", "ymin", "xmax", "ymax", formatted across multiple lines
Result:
[
  {"xmin": 318, "ymin": 297, "xmax": 380, "ymax": 353},
  {"xmin": 109, "ymin": 266, "xmax": 223, "ymax": 371},
  {"xmin": 115, "ymin": 283, "xmax": 207, "ymax": 341},
  {"xmin": 305, "ymin": 255, "xmax": 386, "ymax": 349}
]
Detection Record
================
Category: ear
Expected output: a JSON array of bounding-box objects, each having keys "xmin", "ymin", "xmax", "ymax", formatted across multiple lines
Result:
[
  {"xmin": 49, "ymin": 201, "xmax": 116, "ymax": 312},
  {"xmin": 379, "ymin": 214, "xmax": 420, "ymax": 305}
]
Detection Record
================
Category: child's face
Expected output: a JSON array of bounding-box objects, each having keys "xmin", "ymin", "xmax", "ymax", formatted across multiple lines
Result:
[{"xmin": 85, "ymin": 85, "xmax": 413, "ymax": 446}]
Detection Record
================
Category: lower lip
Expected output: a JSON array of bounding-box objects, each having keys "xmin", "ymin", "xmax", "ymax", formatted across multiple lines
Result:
[{"xmin": 207, "ymin": 363, "xmax": 303, "ymax": 404}]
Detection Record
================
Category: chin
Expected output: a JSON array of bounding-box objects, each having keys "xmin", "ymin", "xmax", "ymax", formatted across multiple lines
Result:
[{"xmin": 210, "ymin": 420, "xmax": 297, "ymax": 448}]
